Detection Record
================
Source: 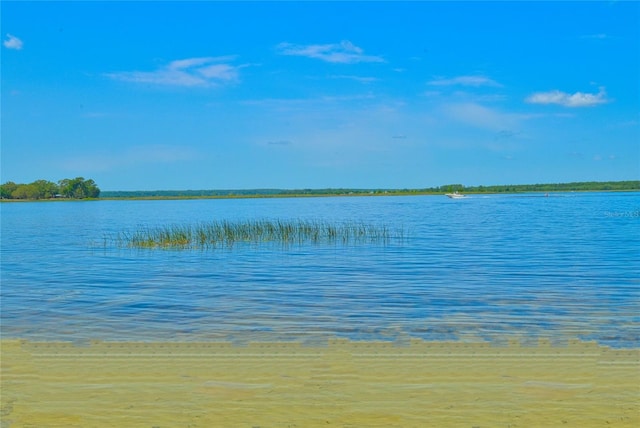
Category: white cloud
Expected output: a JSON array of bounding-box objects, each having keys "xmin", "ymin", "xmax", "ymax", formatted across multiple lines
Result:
[
  {"xmin": 427, "ymin": 75, "xmax": 502, "ymax": 87},
  {"xmin": 276, "ymin": 40, "xmax": 384, "ymax": 64},
  {"xmin": 3, "ymin": 34, "xmax": 23, "ymax": 50},
  {"xmin": 106, "ymin": 56, "xmax": 242, "ymax": 87},
  {"xmin": 525, "ymin": 87, "xmax": 609, "ymax": 107}
]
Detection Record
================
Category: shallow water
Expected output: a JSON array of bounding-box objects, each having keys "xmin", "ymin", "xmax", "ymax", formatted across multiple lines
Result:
[{"xmin": 1, "ymin": 192, "xmax": 638, "ymax": 347}]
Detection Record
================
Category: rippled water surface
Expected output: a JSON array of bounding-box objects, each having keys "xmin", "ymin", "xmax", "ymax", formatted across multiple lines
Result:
[{"xmin": 1, "ymin": 193, "xmax": 638, "ymax": 347}]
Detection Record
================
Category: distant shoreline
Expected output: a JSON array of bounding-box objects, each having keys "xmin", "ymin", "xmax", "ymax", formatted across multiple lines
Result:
[
  {"xmin": 2, "ymin": 180, "xmax": 638, "ymax": 202},
  {"xmin": 101, "ymin": 189, "xmax": 639, "ymax": 201},
  {"xmin": 99, "ymin": 180, "xmax": 640, "ymax": 199},
  {"xmin": 2, "ymin": 189, "xmax": 638, "ymax": 202}
]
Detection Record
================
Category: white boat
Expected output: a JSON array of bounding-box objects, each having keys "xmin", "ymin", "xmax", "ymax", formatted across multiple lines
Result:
[{"xmin": 445, "ymin": 192, "xmax": 466, "ymax": 199}]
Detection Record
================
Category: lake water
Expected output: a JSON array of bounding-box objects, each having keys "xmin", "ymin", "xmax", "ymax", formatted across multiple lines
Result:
[{"xmin": 1, "ymin": 192, "xmax": 638, "ymax": 347}]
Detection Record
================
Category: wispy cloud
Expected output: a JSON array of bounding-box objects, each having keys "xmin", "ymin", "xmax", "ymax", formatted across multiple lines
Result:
[
  {"xmin": 525, "ymin": 87, "xmax": 609, "ymax": 107},
  {"xmin": 106, "ymin": 56, "xmax": 243, "ymax": 87},
  {"xmin": 442, "ymin": 102, "xmax": 525, "ymax": 132},
  {"xmin": 61, "ymin": 145, "xmax": 196, "ymax": 172},
  {"xmin": 580, "ymin": 33, "xmax": 614, "ymax": 40},
  {"xmin": 241, "ymin": 93, "xmax": 376, "ymax": 112},
  {"xmin": 493, "ymin": 130, "xmax": 520, "ymax": 141},
  {"xmin": 266, "ymin": 140, "xmax": 293, "ymax": 146},
  {"xmin": 329, "ymin": 75, "xmax": 379, "ymax": 84},
  {"xmin": 427, "ymin": 75, "xmax": 502, "ymax": 87},
  {"xmin": 581, "ymin": 33, "xmax": 610, "ymax": 40},
  {"xmin": 82, "ymin": 112, "xmax": 109, "ymax": 118},
  {"xmin": 3, "ymin": 34, "xmax": 23, "ymax": 50},
  {"xmin": 276, "ymin": 40, "xmax": 384, "ymax": 64}
]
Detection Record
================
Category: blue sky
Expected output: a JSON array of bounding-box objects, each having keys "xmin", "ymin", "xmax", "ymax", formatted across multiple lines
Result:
[{"xmin": 2, "ymin": 1, "xmax": 638, "ymax": 191}]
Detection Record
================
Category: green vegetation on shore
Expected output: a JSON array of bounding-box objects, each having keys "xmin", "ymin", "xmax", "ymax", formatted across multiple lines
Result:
[
  {"xmin": 0, "ymin": 177, "xmax": 100, "ymax": 200},
  {"xmin": 2, "ymin": 180, "xmax": 637, "ymax": 201},
  {"xmin": 100, "ymin": 180, "xmax": 638, "ymax": 199},
  {"xmin": 115, "ymin": 219, "xmax": 399, "ymax": 249}
]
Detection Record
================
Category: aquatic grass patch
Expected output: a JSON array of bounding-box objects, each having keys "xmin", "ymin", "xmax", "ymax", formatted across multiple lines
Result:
[{"xmin": 115, "ymin": 219, "xmax": 402, "ymax": 250}]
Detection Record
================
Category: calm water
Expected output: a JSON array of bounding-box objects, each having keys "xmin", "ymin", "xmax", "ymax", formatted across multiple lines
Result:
[{"xmin": 1, "ymin": 193, "xmax": 638, "ymax": 347}]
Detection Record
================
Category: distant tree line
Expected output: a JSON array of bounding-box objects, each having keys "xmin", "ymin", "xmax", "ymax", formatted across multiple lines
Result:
[
  {"xmin": 0, "ymin": 177, "xmax": 100, "ymax": 200},
  {"xmin": 439, "ymin": 180, "xmax": 639, "ymax": 193},
  {"xmin": 98, "ymin": 180, "xmax": 639, "ymax": 199},
  {"xmin": 101, "ymin": 188, "xmax": 286, "ymax": 198}
]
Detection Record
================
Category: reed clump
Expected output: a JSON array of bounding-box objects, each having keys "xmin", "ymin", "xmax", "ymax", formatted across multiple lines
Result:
[{"xmin": 117, "ymin": 219, "xmax": 400, "ymax": 249}]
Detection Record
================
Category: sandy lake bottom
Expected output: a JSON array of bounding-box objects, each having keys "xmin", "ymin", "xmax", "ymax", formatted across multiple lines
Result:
[{"xmin": 1, "ymin": 338, "xmax": 638, "ymax": 428}]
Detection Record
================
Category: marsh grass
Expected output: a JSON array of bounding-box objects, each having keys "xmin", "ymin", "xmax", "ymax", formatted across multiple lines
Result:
[{"xmin": 115, "ymin": 219, "xmax": 402, "ymax": 250}]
